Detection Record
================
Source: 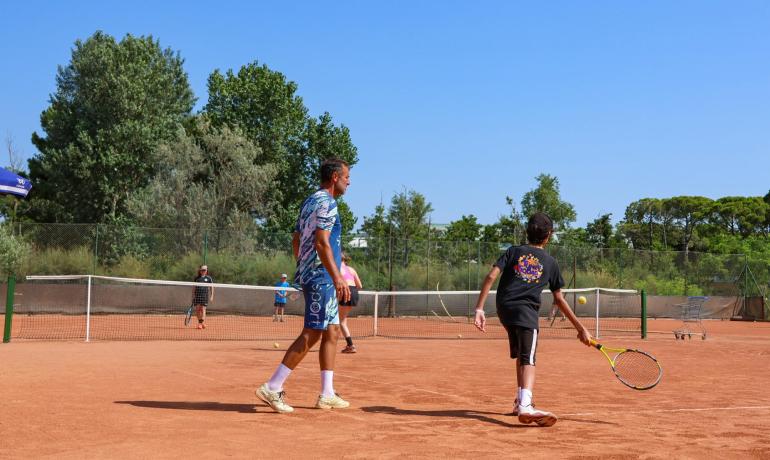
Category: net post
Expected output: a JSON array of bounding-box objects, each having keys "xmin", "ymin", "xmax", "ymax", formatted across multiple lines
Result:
[
  {"xmin": 594, "ymin": 288, "xmax": 600, "ymax": 338},
  {"xmin": 641, "ymin": 289, "xmax": 647, "ymax": 339},
  {"xmin": 85, "ymin": 275, "xmax": 92, "ymax": 342},
  {"xmin": 3, "ymin": 274, "xmax": 15, "ymax": 343},
  {"xmin": 373, "ymin": 292, "xmax": 379, "ymax": 337}
]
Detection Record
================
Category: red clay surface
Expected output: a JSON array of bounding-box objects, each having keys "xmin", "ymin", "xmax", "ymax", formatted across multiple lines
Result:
[{"xmin": 2, "ymin": 321, "xmax": 770, "ymax": 459}]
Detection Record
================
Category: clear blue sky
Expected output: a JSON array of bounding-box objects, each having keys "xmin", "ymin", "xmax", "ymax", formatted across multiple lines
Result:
[{"xmin": 2, "ymin": 1, "xmax": 769, "ymax": 228}]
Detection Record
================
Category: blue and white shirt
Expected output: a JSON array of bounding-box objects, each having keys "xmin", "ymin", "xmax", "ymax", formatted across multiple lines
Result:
[
  {"xmin": 294, "ymin": 190, "xmax": 342, "ymax": 285},
  {"xmin": 275, "ymin": 281, "xmax": 290, "ymax": 304}
]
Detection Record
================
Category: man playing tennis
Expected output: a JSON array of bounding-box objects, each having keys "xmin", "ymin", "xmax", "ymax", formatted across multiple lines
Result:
[
  {"xmin": 257, "ymin": 159, "xmax": 351, "ymax": 413},
  {"xmin": 474, "ymin": 212, "xmax": 592, "ymax": 426}
]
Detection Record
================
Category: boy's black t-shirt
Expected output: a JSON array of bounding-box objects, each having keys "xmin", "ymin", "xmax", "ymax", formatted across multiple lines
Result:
[
  {"xmin": 193, "ymin": 274, "xmax": 214, "ymax": 298},
  {"xmin": 494, "ymin": 245, "xmax": 564, "ymax": 328}
]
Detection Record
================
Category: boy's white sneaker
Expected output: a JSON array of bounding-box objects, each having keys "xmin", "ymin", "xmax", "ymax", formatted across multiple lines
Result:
[{"xmin": 517, "ymin": 404, "xmax": 557, "ymax": 427}]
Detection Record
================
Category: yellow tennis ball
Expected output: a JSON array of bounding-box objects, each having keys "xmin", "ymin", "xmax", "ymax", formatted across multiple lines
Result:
[
  {"xmin": 457, "ymin": 334, "xmax": 463, "ymax": 339},
  {"xmin": 273, "ymin": 342, "xmax": 280, "ymax": 348},
  {"xmin": 578, "ymin": 295, "xmax": 587, "ymax": 305}
]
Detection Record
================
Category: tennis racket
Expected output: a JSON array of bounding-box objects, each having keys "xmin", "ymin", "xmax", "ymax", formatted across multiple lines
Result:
[
  {"xmin": 288, "ymin": 283, "xmax": 303, "ymax": 301},
  {"xmin": 591, "ymin": 339, "xmax": 662, "ymax": 390},
  {"xmin": 184, "ymin": 303, "xmax": 194, "ymax": 326}
]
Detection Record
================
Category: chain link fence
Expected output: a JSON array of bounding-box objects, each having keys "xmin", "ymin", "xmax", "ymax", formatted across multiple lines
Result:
[{"xmin": 7, "ymin": 223, "xmax": 765, "ymax": 297}]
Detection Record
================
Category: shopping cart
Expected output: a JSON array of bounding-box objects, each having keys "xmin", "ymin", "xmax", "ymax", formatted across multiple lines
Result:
[{"xmin": 673, "ymin": 296, "xmax": 708, "ymax": 340}]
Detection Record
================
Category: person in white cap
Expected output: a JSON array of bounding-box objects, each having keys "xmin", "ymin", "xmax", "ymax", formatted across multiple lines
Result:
[
  {"xmin": 274, "ymin": 273, "xmax": 290, "ymax": 322},
  {"xmin": 192, "ymin": 265, "xmax": 214, "ymax": 329}
]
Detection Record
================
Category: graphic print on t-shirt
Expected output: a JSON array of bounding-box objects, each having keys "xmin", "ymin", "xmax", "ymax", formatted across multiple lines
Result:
[{"xmin": 514, "ymin": 254, "xmax": 544, "ymax": 284}]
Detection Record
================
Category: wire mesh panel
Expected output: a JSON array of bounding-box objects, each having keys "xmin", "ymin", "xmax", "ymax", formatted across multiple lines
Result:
[
  {"xmin": 13, "ymin": 276, "xmax": 88, "ymax": 340},
  {"xmin": 16, "ymin": 277, "xmax": 639, "ymax": 341},
  {"xmin": 365, "ymin": 290, "xmax": 498, "ymax": 339},
  {"xmin": 20, "ymin": 276, "xmax": 376, "ymax": 341},
  {"xmin": 540, "ymin": 288, "xmax": 641, "ymax": 338},
  {"xmin": 369, "ymin": 288, "xmax": 641, "ymax": 340}
]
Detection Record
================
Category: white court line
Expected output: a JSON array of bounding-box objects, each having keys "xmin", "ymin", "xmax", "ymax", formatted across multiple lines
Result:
[
  {"xmin": 562, "ymin": 405, "xmax": 770, "ymax": 417},
  {"xmin": 174, "ymin": 368, "xmax": 233, "ymax": 385}
]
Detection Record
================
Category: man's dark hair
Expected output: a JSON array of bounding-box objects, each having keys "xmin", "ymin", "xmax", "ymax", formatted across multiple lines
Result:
[
  {"xmin": 526, "ymin": 212, "xmax": 553, "ymax": 244},
  {"xmin": 320, "ymin": 158, "xmax": 349, "ymax": 183}
]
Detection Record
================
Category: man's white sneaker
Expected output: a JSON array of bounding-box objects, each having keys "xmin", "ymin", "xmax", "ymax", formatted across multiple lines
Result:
[
  {"xmin": 316, "ymin": 393, "xmax": 350, "ymax": 409},
  {"xmin": 517, "ymin": 404, "xmax": 557, "ymax": 427},
  {"xmin": 256, "ymin": 383, "xmax": 294, "ymax": 414}
]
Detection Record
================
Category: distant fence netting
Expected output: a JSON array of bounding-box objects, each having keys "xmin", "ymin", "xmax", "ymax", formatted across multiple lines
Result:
[
  {"xmin": 12, "ymin": 223, "xmax": 756, "ymax": 297},
  {"xmin": 15, "ymin": 276, "xmax": 641, "ymax": 341}
]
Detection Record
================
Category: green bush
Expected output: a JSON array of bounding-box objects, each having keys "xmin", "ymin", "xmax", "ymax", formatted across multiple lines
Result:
[
  {"xmin": 160, "ymin": 251, "xmax": 295, "ymax": 285},
  {"xmin": 0, "ymin": 225, "xmax": 30, "ymax": 276},
  {"xmin": 25, "ymin": 245, "xmax": 93, "ymax": 276}
]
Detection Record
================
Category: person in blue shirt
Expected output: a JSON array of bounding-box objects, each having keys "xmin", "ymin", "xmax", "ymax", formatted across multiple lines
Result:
[
  {"xmin": 273, "ymin": 274, "xmax": 290, "ymax": 322},
  {"xmin": 257, "ymin": 159, "xmax": 352, "ymax": 414}
]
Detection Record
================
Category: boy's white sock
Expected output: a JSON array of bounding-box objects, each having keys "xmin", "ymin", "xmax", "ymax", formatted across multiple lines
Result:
[
  {"xmin": 267, "ymin": 363, "xmax": 292, "ymax": 392},
  {"xmin": 520, "ymin": 388, "xmax": 533, "ymax": 407},
  {"xmin": 517, "ymin": 387, "xmax": 522, "ymax": 402}
]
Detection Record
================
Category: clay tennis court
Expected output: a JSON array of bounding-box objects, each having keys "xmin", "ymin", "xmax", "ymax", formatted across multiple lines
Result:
[{"xmin": 2, "ymin": 320, "xmax": 770, "ymax": 459}]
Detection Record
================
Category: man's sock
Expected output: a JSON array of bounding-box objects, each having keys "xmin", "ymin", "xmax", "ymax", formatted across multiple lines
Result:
[
  {"xmin": 321, "ymin": 370, "xmax": 335, "ymax": 397},
  {"xmin": 345, "ymin": 336, "xmax": 354, "ymax": 347},
  {"xmin": 267, "ymin": 364, "xmax": 292, "ymax": 392}
]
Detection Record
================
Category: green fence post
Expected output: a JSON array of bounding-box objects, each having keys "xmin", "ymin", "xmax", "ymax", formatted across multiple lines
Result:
[
  {"xmin": 641, "ymin": 289, "xmax": 647, "ymax": 339},
  {"xmin": 203, "ymin": 231, "xmax": 208, "ymax": 265},
  {"xmin": 93, "ymin": 224, "xmax": 99, "ymax": 275},
  {"xmin": 3, "ymin": 274, "xmax": 16, "ymax": 343}
]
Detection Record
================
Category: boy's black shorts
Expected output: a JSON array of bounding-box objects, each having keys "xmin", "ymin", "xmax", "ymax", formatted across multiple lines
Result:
[{"xmin": 503, "ymin": 324, "xmax": 539, "ymax": 365}]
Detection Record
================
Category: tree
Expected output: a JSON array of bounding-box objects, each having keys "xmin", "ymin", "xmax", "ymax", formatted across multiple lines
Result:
[
  {"xmin": 483, "ymin": 196, "xmax": 525, "ymax": 245},
  {"xmin": 387, "ymin": 189, "xmax": 434, "ymax": 241},
  {"xmin": 622, "ymin": 198, "xmax": 662, "ymax": 250},
  {"xmin": 586, "ymin": 213, "xmax": 614, "ymax": 248},
  {"xmin": 127, "ymin": 118, "xmax": 278, "ymax": 249},
  {"xmin": 359, "ymin": 190, "xmax": 433, "ymax": 268},
  {"xmin": 665, "ymin": 196, "xmax": 713, "ymax": 256},
  {"xmin": 444, "ymin": 215, "xmax": 482, "ymax": 242},
  {"xmin": 27, "ymin": 31, "xmax": 195, "ymax": 223},
  {"xmin": 710, "ymin": 197, "xmax": 768, "ymax": 238},
  {"xmin": 520, "ymin": 174, "xmax": 576, "ymax": 230},
  {"xmin": 204, "ymin": 62, "xmax": 358, "ymax": 231},
  {"xmin": 4, "ymin": 134, "xmax": 25, "ymax": 173}
]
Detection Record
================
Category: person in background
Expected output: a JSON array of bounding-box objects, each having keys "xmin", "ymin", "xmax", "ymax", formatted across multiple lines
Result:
[
  {"xmin": 274, "ymin": 273, "xmax": 290, "ymax": 322},
  {"xmin": 339, "ymin": 254, "xmax": 363, "ymax": 353},
  {"xmin": 192, "ymin": 265, "xmax": 214, "ymax": 330}
]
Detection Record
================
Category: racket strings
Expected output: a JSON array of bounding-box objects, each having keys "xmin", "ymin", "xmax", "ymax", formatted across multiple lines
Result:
[{"xmin": 613, "ymin": 351, "xmax": 662, "ymax": 389}]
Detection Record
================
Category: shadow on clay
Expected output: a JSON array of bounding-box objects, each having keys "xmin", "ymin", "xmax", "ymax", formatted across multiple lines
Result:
[
  {"xmin": 361, "ymin": 406, "xmax": 535, "ymax": 428},
  {"xmin": 115, "ymin": 400, "xmax": 258, "ymax": 413},
  {"xmin": 361, "ymin": 406, "xmax": 618, "ymax": 427}
]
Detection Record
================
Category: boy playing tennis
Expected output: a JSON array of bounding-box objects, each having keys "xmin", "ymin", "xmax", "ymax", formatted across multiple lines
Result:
[{"xmin": 474, "ymin": 212, "xmax": 592, "ymax": 426}]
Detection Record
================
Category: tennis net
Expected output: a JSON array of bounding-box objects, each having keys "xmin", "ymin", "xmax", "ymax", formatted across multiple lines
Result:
[{"xmin": 12, "ymin": 276, "xmax": 641, "ymax": 341}]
